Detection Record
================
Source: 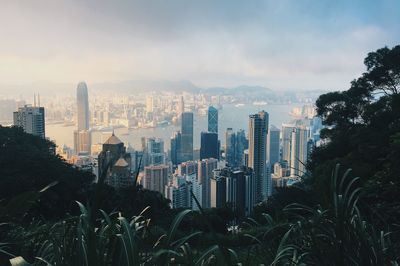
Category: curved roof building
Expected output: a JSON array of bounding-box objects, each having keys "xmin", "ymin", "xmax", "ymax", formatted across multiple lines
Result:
[{"xmin": 77, "ymin": 82, "xmax": 89, "ymax": 131}]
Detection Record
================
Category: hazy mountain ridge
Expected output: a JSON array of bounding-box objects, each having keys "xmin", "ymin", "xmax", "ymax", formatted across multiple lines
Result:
[
  {"xmin": 0, "ymin": 80, "xmax": 326, "ymax": 98},
  {"xmin": 0, "ymin": 80, "xmax": 273, "ymax": 96}
]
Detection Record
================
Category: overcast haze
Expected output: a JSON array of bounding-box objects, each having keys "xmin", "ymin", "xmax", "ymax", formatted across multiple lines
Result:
[{"xmin": 0, "ymin": 0, "xmax": 399, "ymax": 91}]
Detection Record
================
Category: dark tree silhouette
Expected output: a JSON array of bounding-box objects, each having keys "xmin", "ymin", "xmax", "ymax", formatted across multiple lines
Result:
[{"xmin": 310, "ymin": 45, "xmax": 400, "ymax": 228}]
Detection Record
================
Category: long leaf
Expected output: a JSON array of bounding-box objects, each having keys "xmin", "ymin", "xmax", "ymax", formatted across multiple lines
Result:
[
  {"xmin": 195, "ymin": 245, "xmax": 219, "ymax": 265},
  {"xmin": 166, "ymin": 209, "xmax": 192, "ymax": 246}
]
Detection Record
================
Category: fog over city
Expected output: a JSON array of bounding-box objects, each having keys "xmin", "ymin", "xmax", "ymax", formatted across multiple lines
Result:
[{"xmin": 2, "ymin": 1, "xmax": 400, "ymax": 264}]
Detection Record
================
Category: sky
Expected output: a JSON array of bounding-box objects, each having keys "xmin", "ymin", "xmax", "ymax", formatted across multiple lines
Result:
[{"xmin": 0, "ymin": 0, "xmax": 399, "ymax": 91}]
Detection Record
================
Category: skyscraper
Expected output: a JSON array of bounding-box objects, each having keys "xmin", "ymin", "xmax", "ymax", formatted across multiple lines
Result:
[
  {"xmin": 74, "ymin": 130, "xmax": 91, "ymax": 155},
  {"xmin": 235, "ymin": 129, "xmax": 248, "ymax": 167},
  {"xmin": 98, "ymin": 133, "xmax": 133, "ymax": 188},
  {"xmin": 76, "ymin": 82, "xmax": 89, "ymax": 131},
  {"xmin": 75, "ymin": 82, "xmax": 91, "ymax": 155},
  {"xmin": 165, "ymin": 173, "xmax": 202, "ymax": 210},
  {"xmin": 144, "ymin": 137, "xmax": 165, "ymax": 166},
  {"xmin": 13, "ymin": 103, "xmax": 45, "ymax": 138},
  {"xmin": 146, "ymin": 96, "xmax": 154, "ymax": 113},
  {"xmin": 267, "ymin": 125, "xmax": 280, "ymax": 172},
  {"xmin": 248, "ymin": 111, "xmax": 269, "ymax": 201},
  {"xmin": 180, "ymin": 112, "xmax": 193, "ymax": 162},
  {"xmin": 214, "ymin": 167, "xmax": 256, "ymax": 217},
  {"xmin": 143, "ymin": 165, "xmax": 169, "ymax": 196},
  {"xmin": 198, "ymin": 158, "xmax": 218, "ymax": 208},
  {"xmin": 210, "ymin": 174, "xmax": 227, "ymax": 208},
  {"xmin": 281, "ymin": 124, "xmax": 296, "ymax": 164},
  {"xmin": 225, "ymin": 128, "xmax": 236, "ymax": 167},
  {"xmin": 225, "ymin": 128, "xmax": 247, "ymax": 168},
  {"xmin": 243, "ymin": 149, "xmax": 249, "ymax": 167},
  {"xmin": 200, "ymin": 132, "xmax": 219, "ymax": 160},
  {"xmin": 176, "ymin": 160, "xmax": 198, "ymax": 176},
  {"xmin": 211, "ymin": 166, "xmax": 256, "ymax": 215},
  {"xmin": 170, "ymin": 131, "xmax": 182, "ymax": 166},
  {"xmin": 165, "ymin": 175, "xmax": 191, "ymax": 209},
  {"xmin": 208, "ymin": 106, "xmax": 218, "ymax": 134},
  {"xmin": 178, "ymin": 95, "xmax": 185, "ymax": 115},
  {"xmin": 290, "ymin": 126, "xmax": 310, "ymax": 177}
]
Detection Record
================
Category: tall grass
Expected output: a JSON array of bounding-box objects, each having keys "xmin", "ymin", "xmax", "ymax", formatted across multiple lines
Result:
[
  {"xmin": 1, "ymin": 164, "xmax": 399, "ymax": 265},
  {"xmin": 243, "ymin": 164, "xmax": 398, "ymax": 265}
]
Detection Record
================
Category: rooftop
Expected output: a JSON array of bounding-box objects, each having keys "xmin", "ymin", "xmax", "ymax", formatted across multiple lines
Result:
[
  {"xmin": 104, "ymin": 133, "xmax": 123, "ymax": 145},
  {"xmin": 114, "ymin": 157, "xmax": 129, "ymax": 167}
]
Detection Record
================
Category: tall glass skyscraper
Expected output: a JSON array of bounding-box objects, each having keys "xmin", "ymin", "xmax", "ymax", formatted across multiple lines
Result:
[
  {"xmin": 225, "ymin": 128, "xmax": 236, "ymax": 166},
  {"xmin": 248, "ymin": 111, "xmax": 269, "ymax": 201},
  {"xmin": 235, "ymin": 129, "xmax": 248, "ymax": 167},
  {"xmin": 181, "ymin": 112, "xmax": 194, "ymax": 162},
  {"xmin": 200, "ymin": 132, "xmax": 218, "ymax": 160},
  {"xmin": 144, "ymin": 137, "xmax": 165, "ymax": 166},
  {"xmin": 208, "ymin": 106, "xmax": 218, "ymax": 134},
  {"xmin": 225, "ymin": 128, "xmax": 248, "ymax": 168},
  {"xmin": 170, "ymin": 131, "xmax": 182, "ymax": 166},
  {"xmin": 281, "ymin": 124, "xmax": 296, "ymax": 164},
  {"xmin": 289, "ymin": 126, "xmax": 310, "ymax": 177},
  {"xmin": 77, "ymin": 82, "xmax": 89, "ymax": 131},
  {"xmin": 267, "ymin": 125, "xmax": 280, "ymax": 172},
  {"xmin": 75, "ymin": 82, "xmax": 90, "ymax": 155}
]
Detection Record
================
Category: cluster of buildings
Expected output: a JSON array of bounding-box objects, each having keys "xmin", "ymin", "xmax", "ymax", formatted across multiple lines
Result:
[{"xmin": 11, "ymin": 81, "xmax": 323, "ymax": 218}]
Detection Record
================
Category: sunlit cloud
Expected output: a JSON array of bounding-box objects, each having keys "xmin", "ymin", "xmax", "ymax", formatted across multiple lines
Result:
[{"xmin": 0, "ymin": 0, "xmax": 399, "ymax": 91}]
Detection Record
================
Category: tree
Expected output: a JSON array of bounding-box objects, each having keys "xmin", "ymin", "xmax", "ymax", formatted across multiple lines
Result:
[
  {"xmin": 0, "ymin": 126, "xmax": 94, "ymax": 220},
  {"xmin": 310, "ymin": 45, "xmax": 400, "ymax": 228}
]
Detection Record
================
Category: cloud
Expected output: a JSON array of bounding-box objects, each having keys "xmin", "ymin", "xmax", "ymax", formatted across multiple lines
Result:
[{"xmin": 0, "ymin": 0, "xmax": 399, "ymax": 90}]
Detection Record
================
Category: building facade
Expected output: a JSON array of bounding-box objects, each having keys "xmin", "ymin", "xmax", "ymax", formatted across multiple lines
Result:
[
  {"xmin": 98, "ymin": 133, "xmax": 133, "ymax": 188},
  {"xmin": 225, "ymin": 128, "xmax": 236, "ymax": 167},
  {"xmin": 144, "ymin": 137, "xmax": 165, "ymax": 166},
  {"xmin": 212, "ymin": 167, "xmax": 256, "ymax": 216},
  {"xmin": 13, "ymin": 105, "xmax": 45, "ymax": 138},
  {"xmin": 290, "ymin": 126, "xmax": 310, "ymax": 177},
  {"xmin": 267, "ymin": 125, "xmax": 280, "ymax": 173},
  {"xmin": 198, "ymin": 158, "xmax": 218, "ymax": 208},
  {"xmin": 207, "ymin": 106, "xmax": 218, "ymax": 134},
  {"xmin": 165, "ymin": 173, "xmax": 201, "ymax": 210},
  {"xmin": 180, "ymin": 112, "xmax": 194, "ymax": 162},
  {"xmin": 225, "ymin": 128, "xmax": 247, "ymax": 168},
  {"xmin": 143, "ymin": 164, "xmax": 169, "ymax": 195},
  {"xmin": 75, "ymin": 82, "xmax": 91, "ymax": 155},
  {"xmin": 248, "ymin": 111, "xmax": 269, "ymax": 201},
  {"xmin": 77, "ymin": 82, "xmax": 89, "ymax": 131},
  {"xmin": 74, "ymin": 130, "xmax": 91, "ymax": 155},
  {"xmin": 200, "ymin": 131, "xmax": 218, "ymax": 160},
  {"xmin": 281, "ymin": 124, "xmax": 296, "ymax": 164},
  {"xmin": 170, "ymin": 131, "xmax": 182, "ymax": 166}
]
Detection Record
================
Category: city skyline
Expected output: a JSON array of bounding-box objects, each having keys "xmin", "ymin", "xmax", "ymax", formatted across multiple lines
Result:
[
  {"xmin": 1, "ymin": 1, "xmax": 399, "ymax": 262},
  {"xmin": 0, "ymin": 1, "xmax": 390, "ymax": 213},
  {"xmin": 5, "ymin": 69, "xmax": 329, "ymax": 217}
]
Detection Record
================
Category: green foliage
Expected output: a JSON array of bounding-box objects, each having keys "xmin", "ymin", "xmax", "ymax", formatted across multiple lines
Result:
[
  {"xmin": 243, "ymin": 164, "xmax": 398, "ymax": 265},
  {"xmin": 252, "ymin": 185, "xmax": 317, "ymax": 223},
  {"xmin": 0, "ymin": 126, "xmax": 94, "ymax": 220},
  {"xmin": 0, "ymin": 126, "xmax": 171, "ymax": 223},
  {"xmin": 311, "ymin": 45, "xmax": 400, "ymax": 227}
]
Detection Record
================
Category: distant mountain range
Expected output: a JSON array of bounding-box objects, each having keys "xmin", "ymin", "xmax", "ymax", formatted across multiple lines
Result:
[
  {"xmin": 91, "ymin": 79, "xmax": 200, "ymax": 93},
  {"xmin": 0, "ymin": 79, "xmax": 327, "ymax": 97},
  {"xmin": 91, "ymin": 80, "xmax": 275, "ymax": 95}
]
